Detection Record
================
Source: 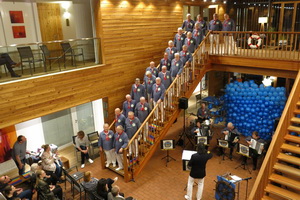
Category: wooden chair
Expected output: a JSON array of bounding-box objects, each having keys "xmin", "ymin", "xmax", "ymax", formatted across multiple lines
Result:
[
  {"xmin": 17, "ymin": 46, "xmax": 45, "ymax": 75},
  {"xmin": 87, "ymin": 131, "xmax": 99, "ymax": 159},
  {"xmin": 40, "ymin": 45, "xmax": 63, "ymax": 71},
  {"xmin": 60, "ymin": 42, "xmax": 85, "ymax": 67}
]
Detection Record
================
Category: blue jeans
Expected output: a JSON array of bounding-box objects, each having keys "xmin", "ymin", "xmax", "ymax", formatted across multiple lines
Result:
[
  {"xmin": 17, "ymin": 189, "xmax": 33, "ymax": 200},
  {"xmin": 55, "ymin": 160, "xmax": 62, "ymax": 177}
]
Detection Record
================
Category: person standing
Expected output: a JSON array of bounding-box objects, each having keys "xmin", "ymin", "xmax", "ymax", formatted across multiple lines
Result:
[
  {"xmin": 184, "ymin": 32, "xmax": 197, "ymax": 53},
  {"xmin": 115, "ymin": 108, "xmax": 126, "ymax": 128},
  {"xmin": 125, "ymin": 111, "xmax": 141, "ymax": 156},
  {"xmin": 143, "ymin": 71, "xmax": 156, "ymax": 103},
  {"xmin": 208, "ymin": 13, "xmax": 223, "ymax": 54},
  {"xmin": 170, "ymin": 53, "xmax": 183, "ymax": 81},
  {"xmin": 130, "ymin": 78, "xmax": 145, "ymax": 103},
  {"xmin": 158, "ymin": 66, "xmax": 172, "ymax": 89},
  {"xmin": 12, "ymin": 135, "xmax": 28, "ymax": 175},
  {"xmin": 180, "ymin": 45, "xmax": 193, "ymax": 66},
  {"xmin": 195, "ymin": 14, "xmax": 207, "ymax": 42},
  {"xmin": 146, "ymin": 61, "xmax": 159, "ymax": 77},
  {"xmin": 182, "ymin": 13, "xmax": 195, "ymax": 33},
  {"xmin": 174, "ymin": 27, "xmax": 186, "ymax": 52},
  {"xmin": 151, "ymin": 77, "xmax": 165, "ymax": 122},
  {"xmin": 185, "ymin": 143, "xmax": 212, "ymax": 200},
  {"xmin": 165, "ymin": 40, "xmax": 177, "ymax": 61},
  {"xmin": 114, "ymin": 126, "xmax": 129, "ymax": 171},
  {"xmin": 159, "ymin": 52, "xmax": 172, "ymax": 71},
  {"xmin": 75, "ymin": 131, "xmax": 94, "ymax": 168},
  {"xmin": 223, "ymin": 13, "xmax": 236, "ymax": 55},
  {"xmin": 135, "ymin": 97, "xmax": 151, "ymax": 123},
  {"xmin": 99, "ymin": 123, "xmax": 116, "ymax": 168},
  {"xmin": 122, "ymin": 94, "xmax": 136, "ymax": 118}
]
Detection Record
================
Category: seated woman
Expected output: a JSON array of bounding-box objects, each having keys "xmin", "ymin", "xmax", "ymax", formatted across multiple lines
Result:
[
  {"xmin": 35, "ymin": 170, "xmax": 63, "ymax": 200},
  {"xmin": 96, "ymin": 177, "xmax": 118, "ymax": 200},
  {"xmin": 82, "ymin": 171, "xmax": 98, "ymax": 191},
  {"xmin": 30, "ymin": 163, "xmax": 58, "ymax": 190},
  {"xmin": 41, "ymin": 144, "xmax": 63, "ymax": 181},
  {"xmin": 2, "ymin": 185, "xmax": 18, "ymax": 200}
]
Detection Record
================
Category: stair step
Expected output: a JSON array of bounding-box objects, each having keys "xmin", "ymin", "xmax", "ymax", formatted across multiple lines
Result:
[
  {"xmin": 262, "ymin": 195, "xmax": 276, "ymax": 200},
  {"xmin": 269, "ymin": 173, "xmax": 300, "ymax": 191},
  {"xmin": 284, "ymin": 134, "xmax": 300, "ymax": 144},
  {"xmin": 281, "ymin": 143, "xmax": 300, "ymax": 154},
  {"xmin": 265, "ymin": 184, "xmax": 300, "ymax": 200},
  {"xmin": 297, "ymin": 101, "xmax": 300, "ymax": 106},
  {"xmin": 273, "ymin": 163, "xmax": 300, "ymax": 179},
  {"xmin": 277, "ymin": 153, "xmax": 300, "ymax": 166},
  {"xmin": 291, "ymin": 117, "xmax": 300, "ymax": 124},
  {"xmin": 288, "ymin": 125, "xmax": 300, "ymax": 133},
  {"xmin": 294, "ymin": 109, "xmax": 300, "ymax": 114}
]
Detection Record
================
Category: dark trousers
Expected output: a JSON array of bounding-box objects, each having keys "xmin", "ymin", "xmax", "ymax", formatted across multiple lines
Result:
[
  {"xmin": 0, "ymin": 53, "xmax": 17, "ymax": 75},
  {"xmin": 45, "ymin": 171, "xmax": 59, "ymax": 185},
  {"xmin": 55, "ymin": 160, "xmax": 62, "ymax": 178},
  {"xmin": 80, "ymin": 145, "xmax": 90, "ymax": 164},
  {"xmin": 17, "ymin": 189, "xmax": 33, "ymax": 200},
  {"xmin": 53, "ymin": 185, "xmax": 63, "ymax": 200},
  {"xmin": 14, "ymin": 157, "xmax": 26, "ymax": 175},
  {"xmin": 243, "ymin": 150, "xmax": 259, "ymax": 168}
]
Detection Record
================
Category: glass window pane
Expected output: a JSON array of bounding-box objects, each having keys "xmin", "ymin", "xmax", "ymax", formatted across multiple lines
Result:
[
  {"xmin": 270, "ymin": 4, "xmax": 281, "ymax": 31},
  {"xmin": 76, "ymin": 102, "xmax": 95, "ymax": 134},
  {"xmin": 283, "ymin": 4, "xmax": 294, "ymax": 32},
  {"xmin": 295, "ymin": 3, "xmax": 300, "ymax": 32}
]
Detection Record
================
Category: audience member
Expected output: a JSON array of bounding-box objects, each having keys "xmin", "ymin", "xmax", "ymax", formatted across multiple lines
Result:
[
  {"xmin": 208, "ymin": 13, "xmax": 223, "ymax": 54},
  {"xmin": 114, "ymin": 126, "xmax": 129, "ymax": 171},
  {"xmin": 151, "ymin": 77, "xmax": 165, "ymax": 122},
  {"xmin": 220, "ymin": 122, "xmax": 240, "ymax": 159},
  {"xmin": 165, "ymin": 40, "xmax": 177, "ymax": 61},
  {"xmin": 0, "ymin": 175, "xmax": 32, "ymax": 199},
  {"xmin": 99, "ymin": 123, "xmax": 116, "ymax": 168},
  {"xmin": 170, "ymin": 53, "xmax": 183, "ymax": 81},
  {"xmin": 122, "ymin": 94, "xmax": 136, "ymax": 118},
  {"xmin": 0, "ymin": 53, "xmax": 21, "ymax": 77},
  {"xmin": 143, "ymin": 71, "xmax": 156, "ymax": 103},
  {"xmin": 2, "ymin": 185, "xmax": 18, "ymax": 200},
  {"xmin": 12, "ymin": 135, "xmax": 28, "ymax": 175},
  {"xmin": 115, "ymin": 108, "xmax": 126, "ymax": 128},
  {"xmin": 30, "ymin": 163, "xmax": 58, "ymax": 191},
  {"xmin": 158, "ymin": 66, "xmax": 172, "ymax": 89},
  {"xmin": 35, "ymin": 169, "xmax": 63, "ymax": 200},
  {"xmin": 174, "ymin": 27, "xmax": 186, "ymax": 52},
  {"xmin": 146, "ymin": 61, "xmax": 159, "ymax": 77},
  {"xmin": 223, "ymin": 13, "xmax": 236, "ymax": 55},
  {"xmin": 180, "ymin": 45, "xmax": 192, "ymax": 66},
  {"xmin": 82, "ymin": 171, "xmax": 98, "ymax": 191},
  {"xmin": 130, "ymin": 78, "xmax": 145, "ymax": 103},
  {"xmin": 159, "ymin": 52, "xmax": 171, "ymax": 71},
  {"xmin": 108, "ymin": 185, "xmax": 134, "ymax": 200},
  {"xmin": 75, "ymin": 131, "xmax": 94, "ymax": 169},
  {"xmin": 184, "ymin": 32, "xmax": 196, "ymax": 53},
  {"xmin": 197, "ymin": 102, "xmax": 210, "ymax": 123},
  {"xmin": 96, "ymin": 178, "xmax": 116, "ymax": 200},
  {"xmin": 41, "ymin": 144, "xmax": 63, "ymax": 181},
  {"xmin": 182, "ymin": 13, "xmax": 195, "ymax": 33}
]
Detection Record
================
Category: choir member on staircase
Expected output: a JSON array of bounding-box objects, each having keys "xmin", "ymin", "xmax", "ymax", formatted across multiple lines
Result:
[
  {"xmin": 146, "ymin": 61, "xmax": 159, "ymax": 77},
  {"xmin": 135, "ymin": 97, "xmax": 151, "ymax": 142},
  {"xmin": 184, "ymin": 32, "xmax": 197, "ymax": 53},
  {"xmin": 159, "ymin": 52, "xmax": 171, "ymax": 71},
  {"xmin": 125, "ymin": 111, "xmax": 141, "ymax": 156},
  {"xmin": 208, "ymin": 13, "xmax": 223, "ymax": 54},
  {"xmin": 143, "ymin": 71, "xmax": 156, "ymax": 106},
  {"xmin": 151, "ymin": 77, "xmax": 165, "ymax": 122},
  {"xmin": 114, "ymin": 125, "xmax": 129, "ymax": 171},
  {"xmin": 158, "ymin": 65, "xmax": 172, "ymax": 89},
  {"xmin": 130, "ymin": 78, "xmax": 145, "ymax": 103},
  {"xmin": 170, "ymin": 53, "xmax": 183, "ymax": 81},
  {"xmin": 115, "ymin": 108, "xmax": 126, "ymax": 128},
  {"xmin": 165, "ymin": 40, "xmax": 177, "ymax": 61},
  {"xmin": 180, "ymin": 45, "xmax": 192, "ymax": 66},
  {"xmin": 99, "ymin": 123, "xmax": 116, "ymax": 168},
  {"xmin": 174, "ymin": 27, "xmax": 186, "ymax": 52},
  {"xmin": 122, "ymin": 94, "xmax": 136, "ymax": 118},
  {"xmin": 195, "ymin": 14, "xmax": 207, "ymax": 43},
  {"xmin": 182, "ymin": 13, "xmax": 195, "ymax": 33},
  {"xmin": 222, "ymin": 13, "xmax": 236, "ymax": 55}
]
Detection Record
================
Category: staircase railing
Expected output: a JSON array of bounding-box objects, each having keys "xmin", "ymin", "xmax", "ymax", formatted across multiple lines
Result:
[
  {"xmin": 121, "ymin": 32, "xmax": 212, "ymax": 182},
  {"xmin": 209, "ymin": 31, "xmax": 300, "ymax": 61},
  {"xmin": 249, "ymin": 70, "xmax": 300, "ymax": 199}
]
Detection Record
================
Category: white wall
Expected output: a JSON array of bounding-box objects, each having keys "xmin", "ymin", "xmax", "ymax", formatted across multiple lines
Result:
[
  {"xmin": 92, "ymin": 99, "xmax": 105, "ymax": 133},
  {"xmin": 60, "ymin": 2, "xmax": 77, "ymax": 39}
]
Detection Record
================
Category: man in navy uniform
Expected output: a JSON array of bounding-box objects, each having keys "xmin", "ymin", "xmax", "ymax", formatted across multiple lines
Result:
[
  {"xmin": 208, "ymin": 13, "xmax": 223, "ymax": 54},
  {"xmin": 151, "ymin": 77, "xmax": 165, "ymax": 122},
  {"xmin": 195, "ymin": 14, "xmax": 207, "ymax": 42},
  {"xmin": 135, "ymin": 97, "xmax": 151, "ymax": 142},
  {"xmin": 114, "ymin": 108, "xmax": 126, "ymax": 128},
  {"xmin": 174, "ymin": 27, "xmax": 186, "ymax": 52},
  {"xmin": 184, "ymin": 32, "xmax": 197, "ymax": 53},
  {"xmin": 182, "ymin": 13, "xmax": 195, "ymax": 33},
  {"xmin": 130, "ymin": 78, "xmax": 145, "ymax": 103},
  {"xmin": 159, "ymin": 52, "xmax": 172, "ymax": 71},
  {"xmin": 165, "ymin": 40, "xmax": 177, "ymax": 61},
  {"xmin": 158, "ymin": 65, "xmax": 172, "ymax": 90},
  {"xmin": 170, "ymin": 53, "xmax": 183, "ymax": 81},
  {"xmin": 122, "ymin": 94, "xmax": 136, "ymax": 118},
  {"xmin": 180, "ymin": 45, "xmax": 193, "ymax": 66},
  {"xmin": 98, "ymin": 123, "xmax": 116, "ymax": 167},
  {"xmin": 144, "ymin": 71, "xmax": 156, "ymax": 104},
  {"xmin": 223, "ymin": 13, "xmax": 236, "ymax": 55},
  {"xmin": 114, "ymin": 125, "xmax": 129, "ymax": 171},
  {"xmin": 125, "ymin": 111, "xmax": 141, "ymax": 155},
  {"xmin": 146, "ymin": 61, "xmax": 159, "ymax": 77}
]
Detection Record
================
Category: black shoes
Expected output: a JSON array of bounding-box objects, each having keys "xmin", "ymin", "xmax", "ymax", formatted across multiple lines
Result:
[{"xmin": 11, "ymin": 73, "xmax": 21, "ymax": 77}]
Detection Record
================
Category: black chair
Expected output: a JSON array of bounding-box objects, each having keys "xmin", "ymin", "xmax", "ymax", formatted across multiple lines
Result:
[
  {"xmin": 62, "ymin": 166, "xmax": 84, "ymax": 199},
  {"xmin": 17, "ymin": 46, "xmax": 45, "ymax": 75},
  {"xmin": 0, "ymin": 64, "xmax": 8, "ymax": 78},
  {"xmin": 87, "ymin": 131, "xmax": 99, "ymax": 158},
  {"xmin": 72, "ymin": 135, "xmax": 81, "ymax": 162},
  {"xmin": 81, "ymin": 183, "xmax": 105, "ymax": 200},
  {"xmin": 40, "ymin": 45, "xmax": 63, "ymax": 71},
  {"xmin": 60, "ymin": 42, "xmax": 85, "ymax": 67}
]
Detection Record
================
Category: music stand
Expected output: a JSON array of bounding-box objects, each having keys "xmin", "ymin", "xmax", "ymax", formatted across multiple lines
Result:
[
  {"xmin": 235, "ymin": 143, "xmax": 252, "ymax": 174},
  {"xmin": 161, "ymin": 139, "xmax": 176, "ymax": 166},
  {"xmin": 182, "ymin": 150, "xmax": 198, "ymax": 191},
  {"xmin": 217, "ymin": 139, "xmax": 231, "ymax": 163}
]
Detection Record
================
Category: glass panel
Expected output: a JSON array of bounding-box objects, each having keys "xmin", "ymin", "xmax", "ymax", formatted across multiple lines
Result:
[
  {"xmin": 42, "ymin": 109, "xmax": 73, "ymax": 147},
  {"xmin": 270, "ymin": 4, "xmax": 281, "ymax": 31},
  {"xmin": 295, "ymin": 3, "xmax": 300, "ymax": 32},
  {"xmin": 183, "ymin": 5, "xmax": 189, "ymax": 21},
  {"xmin": 76, "ymin": 102, "xmax": 95, "ymax": 134},
  {"xmin": 190, "ymin": 6, "xmax": 200, "ymax": 21},
  {"xmin": 282, "ymin": 3, "xmax": 294, "ymax": 32}
]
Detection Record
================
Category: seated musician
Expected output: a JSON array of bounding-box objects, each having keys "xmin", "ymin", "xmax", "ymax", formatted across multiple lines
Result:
[
  {"xmin": 196, "ymin": 103, "xmax": 210, "ymax": 123},
  {"xmin": 191, "ymin": 121, "xmax": 206, "ymax": 136},
  {"xmin": 219, "ymin": 122, "xmax": 240, "ymax": 160},
  {"xmin": 242, "ymin": 131, "xmax": 265, "ymax": 170}
]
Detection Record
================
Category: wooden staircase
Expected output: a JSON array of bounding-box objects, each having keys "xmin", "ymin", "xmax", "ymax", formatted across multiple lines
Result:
[{"xmin": 249, "ymin": 70, "xmax": 300, "ymax": 200}]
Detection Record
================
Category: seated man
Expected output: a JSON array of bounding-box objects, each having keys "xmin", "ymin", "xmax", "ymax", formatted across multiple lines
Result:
[
  {"xmin": 191, "ymin": 121, "xmax": 206, "ymax": 136},
  {"xmin": 108, "ymin": 185, "xmax": 133, "ymax": 200},
  {"xmin": 242, "ymin": 131, "xmax": 265, "ymax": 170},
  {"xmin": 219, "ymin": 122, "xmax": 240, "ymax": 159},
  {"xmin": 0, "ymin": 53, "xmax": 21, "ymax": 77},
  {"xmin": 0, "ymin": 175, "xmax": 33, "ymax": 200},
  {"xmin": 197, "ymin": 103, "xmax": 210, "ymax": 123}
]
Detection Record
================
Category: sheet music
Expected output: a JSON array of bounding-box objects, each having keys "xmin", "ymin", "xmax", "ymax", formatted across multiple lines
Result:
[{"xmin": 182, "ymin": 150, "xmax": 197, "ymax": 160}]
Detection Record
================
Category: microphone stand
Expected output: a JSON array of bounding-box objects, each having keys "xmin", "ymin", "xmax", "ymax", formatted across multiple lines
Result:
[{"xmin": 242, "ymin": 177, "xmax": 252, "ymax": 200}]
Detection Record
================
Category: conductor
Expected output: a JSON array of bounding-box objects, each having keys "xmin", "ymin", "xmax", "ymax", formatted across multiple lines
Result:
[{"xmin": 185, "ymin": 143, "xmax": 213, "ymax": 200}]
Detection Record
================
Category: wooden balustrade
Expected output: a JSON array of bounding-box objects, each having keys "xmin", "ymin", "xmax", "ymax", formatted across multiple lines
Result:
[
  {"xmin": 249, "ymin": 70, "xmax": 300, "ymax": 199},
  {"xmin": 208, "ymin": 31, "xmax": 300, "ymax": 61}
]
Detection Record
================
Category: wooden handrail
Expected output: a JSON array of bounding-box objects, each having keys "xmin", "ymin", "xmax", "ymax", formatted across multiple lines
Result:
[{"xmin": 249, "ymin": 70, "xmax": 300, "ymax": 199}]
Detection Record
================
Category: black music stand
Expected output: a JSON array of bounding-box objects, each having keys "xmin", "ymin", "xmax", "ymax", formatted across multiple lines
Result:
[
  {"xmin": 161, "ymin": 140, "xmax": 176, "ymax": 166},
  {"xmin": 235, "ymin": 143, "xmax": 252, "ymax": 174},
  {"xmin": 217, "ymin": 139, "xmax": 231, "ymax": 163}
]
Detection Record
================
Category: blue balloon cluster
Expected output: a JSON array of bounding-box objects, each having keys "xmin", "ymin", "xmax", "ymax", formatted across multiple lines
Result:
[{"xmin": 224, "ymin": 80, "xmax": 286, "ymax": 140}]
